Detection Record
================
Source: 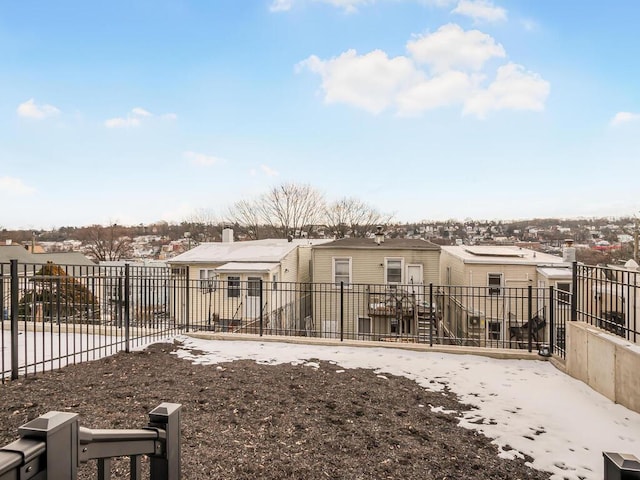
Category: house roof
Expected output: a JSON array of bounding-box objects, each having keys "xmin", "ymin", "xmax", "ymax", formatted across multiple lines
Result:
[
  {"xmin": 214, "ymin": 262, "xmax": 278, "ymax": 273},
  {"xmin": 0, "ymin": 245, "xmax": 38, "ymax": 264},
  {"xmin": 537, "ymin": 267, "xmax": 572, "ymax": 279},
  {"xmin": 168, "ymin": 238, "xmax": 332, "ymax": 264},
  {"xmin": 33, "ymin": 252, "xmax": 96, "ymax": 266},
  {"xmin": 442, "ymin": 245, "xmax": 565, "ymax": 265},
  {"xmin": 0, "ymin": 247, "xmax": 97, "ymax": 268},
  {"xmin": 313, "ymin": 237, "xmax": 440, "ymax": 251}
]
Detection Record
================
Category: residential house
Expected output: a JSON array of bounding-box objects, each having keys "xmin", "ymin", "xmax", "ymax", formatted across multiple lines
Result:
[
  {"xmin": 311, "ymin": 236, "xmax": 441, "ymax": 340},
  {"xmin": 99, "ymin": 260, "xmax": 170, "ymax": 325},
  {"xmin": 167, "ymin": 229, "xmax": 331, "ymax": 332},
  {"xmin": 439, "ymin": 245, "xmax": 571, "ymax": 347},
  {"xmin": 1, "ymin": 245, "xmax": 97, "ymax": 322}
]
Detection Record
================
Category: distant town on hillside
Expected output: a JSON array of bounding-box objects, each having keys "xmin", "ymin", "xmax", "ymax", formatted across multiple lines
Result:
[{"xmin": 1, "ymin": 216, "xmax": 638, "ymax": 266}]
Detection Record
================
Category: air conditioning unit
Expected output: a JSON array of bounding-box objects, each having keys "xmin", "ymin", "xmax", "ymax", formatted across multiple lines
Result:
[{"xmin": 468, "ymin": 315, "xmax": 481, "ymax": 327}]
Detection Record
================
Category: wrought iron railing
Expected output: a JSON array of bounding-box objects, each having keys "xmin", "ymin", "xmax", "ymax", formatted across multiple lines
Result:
[
  {"xmin": 575, "ymin": 263, "xmax": 639, "ymax": 344},
  {"xmin": 4, "ymin": 258, "xmax": 640, "ymax": 380}
]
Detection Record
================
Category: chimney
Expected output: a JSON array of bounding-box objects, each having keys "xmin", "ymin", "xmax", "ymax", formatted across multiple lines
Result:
[
  {"xmin": 374, "ymin": 226, "xmax": 385, "ymax": 245},
  {"xmin": 562, "ymin": 238, "xmax": 576, "ymax": 263},
  {"xmin": 222, "ymin": 228, "xmax": 234, "ymax": 243},
  {"xmin": 5, "ymin": 239, "xmax": 11, "ymax": 246}
]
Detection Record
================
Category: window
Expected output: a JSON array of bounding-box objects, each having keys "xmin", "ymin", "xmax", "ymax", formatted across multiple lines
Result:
[
  {"xmin": 247, "ymin": 277, "xmax": 261, "ymax": 297},
  {"xmin": 385, "ymin": 258, "xmax": 403, "ymax": 284},
  {"xmin": 333, "ymin": 258, "xmax": 351, "ymax": 286},
  {"xmin": 557, "ymin": 282, "xmax": 571, "ymax": 305},
  {"xmin": 488, "ymin": 321, "xmax": 501, "ymax": 341},
  {"xmin": 488, "ymin": 273, "xmax": 502, "ymax": 296},
  {"xmin": 228, "ymin": 276, "xmax": 240, "ymax": 298},
  {"xmin": 199, "ymin": 269, "xmax": 217, "ymax": 291},
  {"xmin": 358, "ymin": 316, "xmax": 371, "ymax": 339},
  {"xmin": 272, "ymin": 273, "xmax": 278, "ymax": 291}
]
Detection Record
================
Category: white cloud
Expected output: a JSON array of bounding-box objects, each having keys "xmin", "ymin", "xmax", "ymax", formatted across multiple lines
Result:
[
  {"xmin": 270, "ymin": 0, "xmax": 370, "ymax": 13},
  {"xmin": 452, "ymin": 0, "xmax": 507, "ymax": 23},
  {"xmin": 610, "ymin": 111, "xmax": 640, "ymax": 126},
  {"xmin": 321, "ymin": 0, "xmax": 372, "ymax": 13},
  {"xmin": 407, "ymin": 24, "xmax": 506, "ymax": 73},
  {"xmin": 397, "ymin": 70, "xmax": 477, "ymax": 115},
  {"xmin": 299, "ymin": 24, "xmax": 549, "ymax": 118},
  {"xmin": 463, "ymin": 63, "xmax": 550, "ymax": 118},
  {"xmin": 0, "ymin": 177, "xmax": 36, "ymax": 195},
  {"xmin": 184, "ymin": 151, "xmax": 224, "ymax": 166},
  {"xmin": 261, "ymin": 164, "xmax": 280, "ymax": 177},
  {"xmin": 270, "ymin": 0, "xmax": 294, "ymax": 11},
  {"xmin": 132, "ymin": 107, "xmax": 152, "ymax": 117},
  {"xmin": 297, "ymin": 49, "xmax": 421, "ymax": 114},
  {"xmin": 104, "ymin": 116, "xmax": 141, "ymax": 128},
  {"xmin": 104, "ymin": 107, "xmax": 176, "ymax": 128},
  {"xmin": 17, "ymin": 99, "xmax": 60, "ymax": 120}
]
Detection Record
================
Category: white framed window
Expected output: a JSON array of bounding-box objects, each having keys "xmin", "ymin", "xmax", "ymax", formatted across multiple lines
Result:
[
  {"xmin": 385, "ymin": 258, "xmax": 404, "ymax": 284},
  {"xmin": 227, "ymin": 276, "xmax": 240, "ymax": 298},
  {"xmin": 333, "ymin": 257, "xmax": 352, "ymax": 287},
  {"xmin": 199, "ymin": 269, "xmax": 217, "ymax": 291},
  {"xmin": 488, "ymin": 273, "xmax": 503, "ymax": 296}
]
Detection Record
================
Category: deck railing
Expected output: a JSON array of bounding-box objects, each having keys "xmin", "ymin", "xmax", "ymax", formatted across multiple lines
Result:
[{"xmin": 0, "ymin": 402, "xmax": 181, "ymax": 480}]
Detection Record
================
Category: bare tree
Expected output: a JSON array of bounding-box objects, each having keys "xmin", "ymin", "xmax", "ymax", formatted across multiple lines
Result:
[
  {"xmin": 258, "ymin": 183, "xmax": 326, "ymax": 238},
  {"xmin": 325, "ymin": 197, "xmax": 393, "ymax": 238},
  {"xmin": 183, "ymin": 208, "xmax": 221, "ymax": 242},
  {"xmin": 226, "ymin": 199, "xmax": 264, "ymax": 240},
  {"xmin": 82, "ymin": 224, "xmax": 133, "ymax": 261},
  {"xmin": 227, "ymin": 183, "xmax": 326, "ymax": 239}
]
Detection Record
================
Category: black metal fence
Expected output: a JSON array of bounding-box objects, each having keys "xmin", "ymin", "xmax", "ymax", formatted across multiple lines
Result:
[
  {"xmin": 1, "ymin": 260, "xmax": 182, "ymax": 382},
  {"xmin": 0, "ymin": 402, "xmax": 181, "ymax": 479},
  {"xmin": 3, "ymin": 259, "xmax": 640, "ymax": 381},
  {"xmin": 575, "ymin": 263, "xmax": 639, "ymax": 344},
  {"xmin": 182, "ymin": 278, "xmax": 569, "ymax": 357}
]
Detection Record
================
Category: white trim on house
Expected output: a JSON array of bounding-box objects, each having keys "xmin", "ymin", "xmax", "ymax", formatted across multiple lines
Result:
[
  {"xmin": 487, "ymin": 272, "xmax": 503, "ymax": 296},
  {"xmin": 384, "ymin": 257, "xmax": 404, "ymax": 285},
  {"xmin": 332, "ymin": 257, "xmax": 352, "ymax": 287}
]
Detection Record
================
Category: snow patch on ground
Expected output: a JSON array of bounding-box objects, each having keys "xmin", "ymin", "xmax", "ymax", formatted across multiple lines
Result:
[{"xmin": 172, "ymin": 336, "xmax": 640, "ymax": 480}]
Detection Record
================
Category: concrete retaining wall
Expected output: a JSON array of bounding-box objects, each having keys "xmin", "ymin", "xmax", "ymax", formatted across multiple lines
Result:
[{"xmin": 566, "ymin": 322, "xmax": 640, "ymax": 413}]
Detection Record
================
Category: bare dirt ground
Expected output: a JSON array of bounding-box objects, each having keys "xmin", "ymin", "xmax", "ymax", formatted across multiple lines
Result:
[{"xmin": 0, "ymin": 341, "xmax": 552, "ymax": 479}]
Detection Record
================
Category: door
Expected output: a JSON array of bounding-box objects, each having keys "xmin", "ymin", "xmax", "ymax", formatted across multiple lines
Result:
[
  {"xmin": 245, "ymin": 276, "xmax": 262, "ymax": 319},
  {"xmin": 406, "ymin": 264, "xmax": 424, "ymax": 296}
]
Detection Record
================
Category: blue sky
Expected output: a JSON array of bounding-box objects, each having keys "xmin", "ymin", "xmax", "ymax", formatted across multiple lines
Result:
[{"xmin": 2, "ymin": 0, "xmax": 639, "ymax": 230}]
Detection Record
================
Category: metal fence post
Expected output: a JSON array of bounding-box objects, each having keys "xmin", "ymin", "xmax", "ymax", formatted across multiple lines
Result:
[
  {"xmin": 18, "ymin": 411, "xmax": 80, "ymax": 479},
  {"xmin": 124, "ymin": 263, "xmax": 131, "ymax": 353},
  {"xmin": 527, "ymin": 285, "xmax": 533, "ymax": 353},
  {"xmin": 185, "ymin": 268, "xmax": 190, "ymax": 333},
  {"xmin": 549, "ymin": 286, "xmax": 555, "ymax": 355},
  {"xmin": 148, "ymin": 403, "xmax": 182, "ymax": 480},
  {"xmin": 339, "ymin": 282, "xmax": 344, "ymax": 341},
  {"xmin": 259, "ymin": 279, "xmax": 264, "ymax": 337},
  {"xmin": 10, "ymin": 259, "xmax": 18, "ymax": 381},
  {"xmin": 571, "ymin": 261, "xmax": 578, "ymax": 322},
  {"xmin": 429, "ymin": 283, "xmax": 434, "ymax": 347}
]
